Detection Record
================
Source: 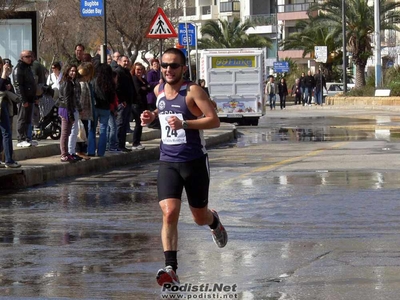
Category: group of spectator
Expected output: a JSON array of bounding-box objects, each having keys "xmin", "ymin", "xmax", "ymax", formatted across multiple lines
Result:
[
  {"xmin": 298, "ymin": 70, "xmax": 327, "ymax": 106},
  {"xmin": 265, "ymin": 69, "xmax": 327, "ymax": 110},
  {"xmin": 0, "ymin": 43, "xmax": 164, "ymax": 165}
]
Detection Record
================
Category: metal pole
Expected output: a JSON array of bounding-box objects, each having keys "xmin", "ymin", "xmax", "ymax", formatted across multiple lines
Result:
[
  {"xmin": 183, "ymin": 0, "xmax": 192, "ymax": 81},
  {"xmin": 374, "ymin": 0, "xmax": 381, "ymax": 88},
  {"xmin": 195, "ymin": 23, "xmax": 199, "ymax": 82},
  {"xmin": 342, "ymin": 0, "xmax": 347, "ymax": 92},
  {"xmin": 101, "ymin": 0, "xmax": 107, "ymax": 64},
  {"xmin": 275, "ymin": 0, "xmax": 279, "ymax": 62}
]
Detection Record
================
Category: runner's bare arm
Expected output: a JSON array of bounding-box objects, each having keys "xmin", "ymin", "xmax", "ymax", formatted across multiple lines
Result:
[
  {"xmin": 140, "ymin": 84, "xmax": 160, "ymax": 126},
  {"xmin": 183, "ymin": 84, "xmax": 220, "ymax": 130}
]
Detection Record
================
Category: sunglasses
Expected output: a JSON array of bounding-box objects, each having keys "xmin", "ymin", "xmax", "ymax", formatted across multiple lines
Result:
[{"xmin": 161, "ymin": 62, "xmax": 183, "ymax": 69}]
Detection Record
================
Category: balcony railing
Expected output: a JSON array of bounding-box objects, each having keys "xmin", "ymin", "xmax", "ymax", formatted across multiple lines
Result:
[
  {"xmin": 244, "ymin": 14, "xmax": 276, "ymax": 26},
  {"xmin": 220, "ymin": 1, "xmax": 240, "ymax": 13},
  {"xmin": 278, "ymin": 0, "xmax": 316, "ymax": 13}
]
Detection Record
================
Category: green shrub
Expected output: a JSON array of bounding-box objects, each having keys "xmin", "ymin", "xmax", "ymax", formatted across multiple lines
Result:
[
  {"xmin": 346, "ymin": 85, "xmax": 375, "ymax": 96},
  {"xmin": 388, "ymin": 81, "xmax": 400, "ymax": 96}
]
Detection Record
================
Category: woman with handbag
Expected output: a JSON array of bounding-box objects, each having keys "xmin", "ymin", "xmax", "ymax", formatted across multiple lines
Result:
[{"xmin": 58, "ymin": 63, "xmax": 81, "ymax": 163}]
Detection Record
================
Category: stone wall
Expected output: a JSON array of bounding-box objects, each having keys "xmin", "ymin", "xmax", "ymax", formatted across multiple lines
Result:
[{"xmin": 325, "ymin": 96, "xmax": 400, "ymax": 106}]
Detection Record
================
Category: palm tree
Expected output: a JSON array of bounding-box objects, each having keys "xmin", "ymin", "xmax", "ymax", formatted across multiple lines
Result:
[
  {"xmin": 198, "ymin": 17, "xmax": 272, "ymax": 49},
  {"xmin": 312, "ymin": 0, "xmax": 400, "ymax": 89},
  {"xmin": 280, "ymin": 18, "xmax": 342, "ymax": 81}
]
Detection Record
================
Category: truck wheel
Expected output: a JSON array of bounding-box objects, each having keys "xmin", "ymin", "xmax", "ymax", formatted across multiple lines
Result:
[{"xmin": 250, "ymin": 118, "xmax": 259, "ymax": 126}]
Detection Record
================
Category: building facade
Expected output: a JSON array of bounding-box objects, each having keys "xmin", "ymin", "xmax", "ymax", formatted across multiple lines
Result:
[{"xmin": 178, "ymin": 0, "xmax": 317, "ymax": 69}]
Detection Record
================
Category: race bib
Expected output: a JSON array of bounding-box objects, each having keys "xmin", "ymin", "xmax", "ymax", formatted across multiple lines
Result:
[{"xmin": 159, "ymin": 113, "xmax": 187, "ymax": 145}]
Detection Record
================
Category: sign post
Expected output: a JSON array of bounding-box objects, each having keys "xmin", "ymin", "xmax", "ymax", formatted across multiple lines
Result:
[
  {"xmin": 146, "ymin": 7, "xmax": 178, "ymax": 64},
  {"xmin": 178, "ymin": 22, "xmax": 197, "ymax": 81},
  {"xmin": 273, "ymin": 61, "xmax": 290, "ymax": 73},
  {"xmin": 314, "ymin": 46, "xmax": 328, "ymax": 63},
  {"xmin": 81, "ymin": 0, "xmax": 107, "ymax": 63}
]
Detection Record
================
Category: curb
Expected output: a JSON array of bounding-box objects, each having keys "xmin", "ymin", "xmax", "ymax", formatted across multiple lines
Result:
[{"xmin": 1, "ymin": 124, "xmax": 237, "ymax": 190}]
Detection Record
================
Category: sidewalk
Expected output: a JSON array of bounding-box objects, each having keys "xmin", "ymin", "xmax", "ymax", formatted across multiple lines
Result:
[{"xmin": 1, "ymin": 123, "xmax": 237, "ymax": 190}]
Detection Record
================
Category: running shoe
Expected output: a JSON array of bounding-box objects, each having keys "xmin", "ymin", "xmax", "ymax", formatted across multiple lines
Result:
[
  {"xmin": 210, "ymin": 210, "xmax": 228, "ymax": 248},
  {"xmin": 156, "ymin": 266, "xmax": 180, "ymax": 286}
]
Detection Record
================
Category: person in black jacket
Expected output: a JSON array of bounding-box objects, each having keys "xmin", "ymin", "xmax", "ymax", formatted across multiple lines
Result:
[
  {"xmin": 304, "ymin": 70, "xmax": 315, "ymax": 106},
  {"xmin": 114, "ymin": 55, "xmax": 136, "ymax": 152},
  {"xmin": 130, "ymin": 62, "xmax": 150, "ymax": 150},
  {"xmin": 88, "ymin": 63, "xmax": 115, "ymax": 157},
  {"xmin": 12, "ymin": 50, "xmax": 37, "ymax": 147},
  {"xmin": 0, "ymin": 57, "xmax": 21, "ymax": 168}
]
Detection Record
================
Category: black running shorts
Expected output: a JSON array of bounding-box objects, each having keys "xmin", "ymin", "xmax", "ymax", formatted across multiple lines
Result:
[{"xmin": 157, "ymin": 154, "xmax": 210, "ymax": 208}]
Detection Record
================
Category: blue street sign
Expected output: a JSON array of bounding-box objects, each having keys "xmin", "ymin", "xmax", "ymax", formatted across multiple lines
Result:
[
  {"xmin": 179, "ymin": 48, "xmax": 187, "ymax": 58},
  {"xmin": 81, "ymin": 0, "xmax": 104, "ymax": 17},
  {"xmin": 178, "ymin": 23, "xmax": 196, "ymax": 47},
  {"xmin": 273, "ymin": 61, "xmax": 290, "ymax": 73}
]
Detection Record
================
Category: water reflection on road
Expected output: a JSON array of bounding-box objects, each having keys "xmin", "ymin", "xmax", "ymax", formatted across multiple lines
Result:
[{"xmin": 2, "ymin": 113, "xmax": 400, "ymax": 299}]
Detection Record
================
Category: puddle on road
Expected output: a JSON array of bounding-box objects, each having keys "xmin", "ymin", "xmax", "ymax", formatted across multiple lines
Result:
[
  {"xmin": 236, "ymin": 127, "xmax": 400, "ymax": 146},
  {"xmin": 238, "ymin": 115, "xmax": 400, "ymax": 145}
]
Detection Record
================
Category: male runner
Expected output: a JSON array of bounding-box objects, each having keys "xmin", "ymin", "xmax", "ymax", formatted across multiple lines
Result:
[{"xmin": 140, "ymin": 48, "xmax": 228, "ymax": 286}]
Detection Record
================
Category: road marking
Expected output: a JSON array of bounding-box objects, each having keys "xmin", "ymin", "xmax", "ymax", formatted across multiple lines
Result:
[{"xmin": 238, "ymin": 141, "xmax": 348, "ymax": 178}]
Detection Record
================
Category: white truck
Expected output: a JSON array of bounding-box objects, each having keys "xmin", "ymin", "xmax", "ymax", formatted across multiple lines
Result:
[{"xmin": 199, "ymin": 48, "xmax": 267, "ymax": 126}]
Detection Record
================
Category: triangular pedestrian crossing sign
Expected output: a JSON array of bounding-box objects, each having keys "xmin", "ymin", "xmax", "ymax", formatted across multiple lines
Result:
[{"xmin": 146, "ymin": 7, "xmax": 177, "ymax": 39}]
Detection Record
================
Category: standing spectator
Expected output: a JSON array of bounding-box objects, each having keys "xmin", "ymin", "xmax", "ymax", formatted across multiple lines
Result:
[
  {"xmin": 88, "ymin": 63, "xmax": 115, "ymax": 157},
  {"xmin": 291, "ymin": 78, "xmax": 302, "ymax": 105},
  {"xmin": 47, "ymin": 62, "xmax": 62, "ymax": 99},
  {"xmin": 114, "ymin": 55, "xmax": 135, "ymax": 152},
  {"xmin": 67, "ymin": 44, "xmax": 85, "ymax": 66},
  {"xmin": 107, "ymin": 54, "xmax": 112, "ymax": 65},
  {"xmin": 198, "ymin": 79, "xmax": 210, "ymax": 97},
  {"xmin": 299, "ymin": 72, "xmax": 306, "ymax": 105},
  {"xmin": 13, "ymin": 50, "xmax": 37, "ymax": 148},
  {"xmin": 278, "ymin": 78, "xmax": 288, "ymax": 110},
  {"xmin": 67, "ymin": 64, "xmax": 83, "ymax": 161},
  {"xmin": 131, "ymin": 62, "xmax": 150, "ymax": 150},
  {"xmin": 265, "ymin": 75, "xmax": 277, "ymax": 110},
  {"xmin": 0, "ymin": 56, "xmax": 20, "ymax": 168},
  {"xmin": 146, "ymin": 58, "xmax": 162, "ymax": 111},
  {"xmin": 110, "ymin": 51, "xmax": 120, "ymax": 70},
  {"xmin": 304, "ymin": 70, "xmax": 315, "ymax": 106},
  {"xmin": 58, "ymin": 63, "xmax": 79, "ymax": 162},
  {"xmin": 31, "ymin": 52, "xmax": 47, "ymax": 145},
  {"xmin": 314, "ymin": 69, "xmax": 327, "ymax": 106},
  {"xmin": 107, "ymin": 71, "xmax": 119, "ymax": 152},
  {"xmin": 76, "ymin": 62, "xmax": 94, "ymax": 160},
  {"xmin": 3, "ymin": 58, "xmax": 18, "ymax": 129},
  {"xmin": 82, "ymin": 53, "xmax": 92, "ymax": 63}
]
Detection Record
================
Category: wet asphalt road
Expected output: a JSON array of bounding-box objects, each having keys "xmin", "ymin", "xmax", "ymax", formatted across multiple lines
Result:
[{"xmin": 2, "ymin": 108, "xmax": 400, "ymax": 299}]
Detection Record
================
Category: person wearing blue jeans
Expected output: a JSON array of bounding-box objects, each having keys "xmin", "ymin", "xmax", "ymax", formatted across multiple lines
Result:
[
  {"xmin": 88, "ymin": 107, "xmax": 109, "ymax": 157},
  {"xmin": 0, "ymin": 95, "xmax": 20, "ymax": 168},
  {"xmin": 88, "ymin": 63, "xmax": 115, "ymax": 157},
  {"xmin": 0, "ymin": 57, "xmax": 20, "ymax": 168},
  {"xmin": 107, "ymin": 110, "xmax": 119, "ymax": 151},
  {"xmin": 265, "ymin": 75, "xmax": 276, "ymax": 110}
]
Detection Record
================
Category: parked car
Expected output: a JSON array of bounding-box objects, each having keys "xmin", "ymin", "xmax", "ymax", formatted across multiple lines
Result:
[{"xmin": 325, "ymin": 82, "xmax": 354, "ymax": 96}]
